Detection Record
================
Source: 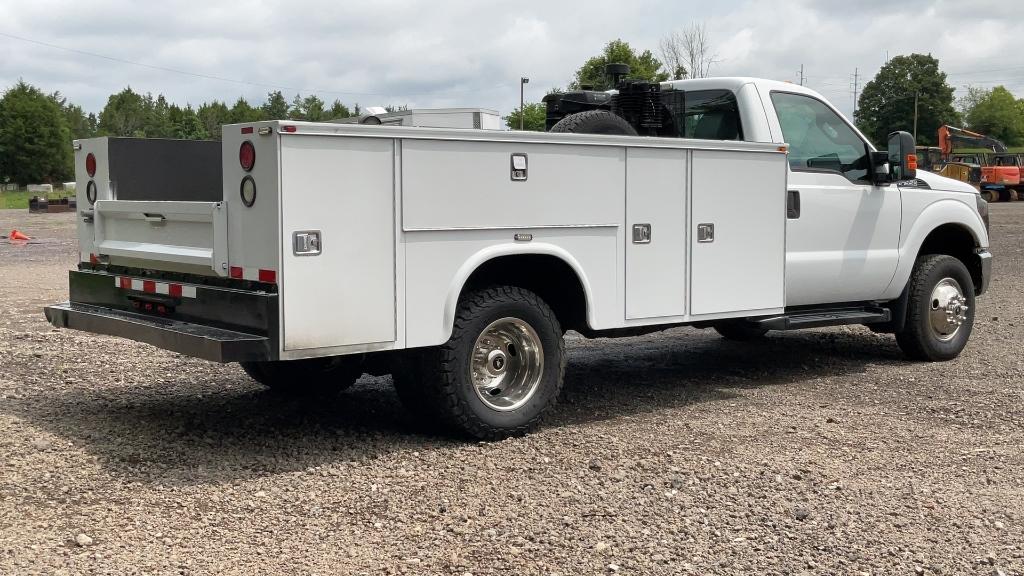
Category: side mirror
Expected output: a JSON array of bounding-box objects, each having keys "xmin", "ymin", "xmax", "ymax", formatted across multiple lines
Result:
[{"xmin": 887, "ymin": 130, "xmax": 917, "ymax": 182}]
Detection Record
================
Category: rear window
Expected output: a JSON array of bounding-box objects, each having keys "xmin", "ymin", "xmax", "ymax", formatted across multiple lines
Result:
[{"xmin": 664, "ymin": 89, "xmax": 743, "ymax": 141}]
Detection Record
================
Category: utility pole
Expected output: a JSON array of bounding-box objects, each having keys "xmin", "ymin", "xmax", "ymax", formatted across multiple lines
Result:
[
  {"xmin": 851, "ymin": 67, "xmax": 859, "ymax": 117},
  {"xmin": 798, "ymin": 64, "xmax": 805, "ymax": 86},
  {"xmin": 913, "ymin": 91, "xmax": 919, "ymax": 141},
  {"xmin": 519, "ymin": 77, "xmax": 529, "ymax": 130}
]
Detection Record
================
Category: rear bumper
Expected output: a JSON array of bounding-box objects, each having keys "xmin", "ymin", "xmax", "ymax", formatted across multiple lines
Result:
[
  {"xmin": 44, "ymin": 302, "xmax": 272, "ymax": 362},
  {"xmin": 44, "ymin": 269, "xmax": 278, "ymax": 362}
]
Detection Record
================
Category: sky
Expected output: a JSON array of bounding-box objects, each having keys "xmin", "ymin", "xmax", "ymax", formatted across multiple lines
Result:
[{"xmin": 1, "ymin": 0, "xmax": 1023, "ymax": 122}]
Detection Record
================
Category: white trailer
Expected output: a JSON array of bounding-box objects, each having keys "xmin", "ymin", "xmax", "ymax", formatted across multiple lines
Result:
[{"xmin": 47, "ymin": 78, "xmax": 991, "ymax": 439}]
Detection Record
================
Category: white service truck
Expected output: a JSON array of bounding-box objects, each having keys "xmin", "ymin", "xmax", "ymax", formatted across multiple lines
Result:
[{"xmin": 46, "ymin": 76, "xmax": 992, "ymax": 439}]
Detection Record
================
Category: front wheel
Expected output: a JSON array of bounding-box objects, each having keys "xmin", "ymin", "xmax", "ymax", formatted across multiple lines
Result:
[
  {"xmin": 895, "ymin": 254, "xmax": 975, "ymax": 361},
  {"xmin": 398, "ymin": 286, "xmax": 566, "ymax": 440}
]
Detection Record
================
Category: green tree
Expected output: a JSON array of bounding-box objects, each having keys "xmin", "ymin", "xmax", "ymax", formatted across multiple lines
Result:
[
  {"xmin": 146, "ymin": 94, "xmax": 174, "ymax": 138},
  {"xmin": 301, "ymin": 94, "xmax": 326, "ymax": 121},
  {"xmin": 503, "ymin": 102, "xmax": 546, "ymax": 131},
  {"xmin": 570, "ymin": 39, "xmax": 668, "ymax": 91},
  {"xmin": 261, "ymin": 90, "xmax": 289, "ymax": 120},
  {"xmin": 50, "ymin": 91, "xmax": 96, "ymax": 140},
  {"xmin": 230, "ymin": 97, "xmax": 263, "ymax": 123},
  {"xmin": 98, "ymin": 87, "xmax": 150, "ymax": 137},
  {"xmin": 288, "ymin": 94, "xmax": 306, "ymax": 120},
  {"xmin": 854, "ymin": 53, "xmax": 959, "ymax": 146},
  {"xmin": 197, "ymin": 100, "xmax": 231, "ymax": 139},
  {"xmin": 172, "ymin": 105, "xmax": 208, "ymax": 139},
  {"xmin": 0, "ymin": 81, "xmax": 72, "ymax": 185},
  {"xmin": 963, "ymin": 86, "xmax": 1024, "ymax": 146},
  {"xmin": 327, "ymin": 99, "xmax": 351, "ymax": 119}
]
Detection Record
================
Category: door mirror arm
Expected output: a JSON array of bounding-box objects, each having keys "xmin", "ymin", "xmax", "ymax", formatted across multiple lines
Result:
[{"xmin": 870, "ymin": 151, "xmax": 891, "ymax": 185}]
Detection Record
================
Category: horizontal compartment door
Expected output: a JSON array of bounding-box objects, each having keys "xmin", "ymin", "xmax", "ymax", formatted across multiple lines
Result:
[{"xmin": 92, "ymin": 200, "xmax": 227, "ymax": 274}]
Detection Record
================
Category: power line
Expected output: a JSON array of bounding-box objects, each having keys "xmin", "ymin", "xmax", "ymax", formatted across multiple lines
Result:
[{"xmin": 0, "ymin": 30, "xmax": 511, "ymax": 100}]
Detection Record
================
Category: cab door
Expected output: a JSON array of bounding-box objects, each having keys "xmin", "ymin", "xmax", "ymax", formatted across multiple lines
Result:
[{"xmin": 767, "ymin": 91, "xmax": 901, "ymax": 307}]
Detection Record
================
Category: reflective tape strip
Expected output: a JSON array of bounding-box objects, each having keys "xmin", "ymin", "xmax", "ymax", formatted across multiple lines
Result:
[{"xmin": 114, "ymin": 277, "xmax": 197, "ymax": 298}]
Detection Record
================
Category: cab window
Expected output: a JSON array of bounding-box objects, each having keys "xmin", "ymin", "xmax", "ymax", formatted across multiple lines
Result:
[
  {"xmin": 665, "ymin": 89, "xmax": 743, "ymax": 141},
  {"xmin": 770, "ymin": 92, "xmax": 870, "ymax": 183}
]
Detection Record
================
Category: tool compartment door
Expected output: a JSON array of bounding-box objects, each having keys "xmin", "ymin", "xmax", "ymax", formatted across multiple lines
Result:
[
  {"xmin": 625, "ymin": 148, "xmax": 687, "ymax": 320},
  {"xmin": 280, "ymin": 136, "xmax": 396, "ymax": 351},
  {"xmin": 690, "ymin": 149, "xmax": 786, "ymax": 316}
]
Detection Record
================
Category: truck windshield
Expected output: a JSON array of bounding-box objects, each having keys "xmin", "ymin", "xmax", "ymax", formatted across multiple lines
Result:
[{"xmin": 771, "ymin": 92, "xmax": 871, "ymax": 183}]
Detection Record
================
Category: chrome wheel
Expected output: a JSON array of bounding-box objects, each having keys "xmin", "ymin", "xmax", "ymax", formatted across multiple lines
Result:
[
  {"xmin": 928, "ymin": 277, "xmax": 968, "ymax": 342},
  {"xmin": 470, "ymin": 317, "xmax": 544, "ymax": 411}
]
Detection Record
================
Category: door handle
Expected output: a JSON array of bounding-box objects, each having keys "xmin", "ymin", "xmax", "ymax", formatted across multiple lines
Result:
[{"xmin": 787, "ymin": 190, "xmax": 801, "ymax": 219}]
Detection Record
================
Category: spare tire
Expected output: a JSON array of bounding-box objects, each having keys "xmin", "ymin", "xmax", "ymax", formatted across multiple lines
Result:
[{"xmin": 549, "ymin": 110, "xmax": 638, "ymax": 136}]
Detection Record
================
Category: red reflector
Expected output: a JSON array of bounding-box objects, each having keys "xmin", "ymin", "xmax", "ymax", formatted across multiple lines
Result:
[
  {"xmin": 239, "ymin": 141, "xmax": 256, "ymax": 172},
  {"xmin": 169, "ymin": 284, "xmax": 183, "ymax": 297},
  {"xmin": 86, "ymin": 153, "xmax": 97, "ymax": 177},
  {"xmin": 258, "ymin": 269, "xmax": 277, "ymax": 283},
  {"xmin": 157, "ymin": 304, "xmax": 167, "ymax": 314},
  {"xmin": 281, "ymin": 125, "xmax": 297, "ymax": 133},
  {"xmin": 89, "ymin": 253, "xmax": 98, "ymax": 264},
  {"xmin": 240, "ymin": 126, "xmax": 254, "ymax": 134},
  {"xmin": 144, "ymin": 303, "xmax": 153, "ymax": 311},
  {"xmin": 230, "ymin": 266, "xmax": 244, "ymax": 279},
  {"xmin": 142, "ymin": 280, "xmax": 156, "ymax": 293},
  {"xmin": 120, "ymin": 277, "xmax": 131, "ymax": 289}
]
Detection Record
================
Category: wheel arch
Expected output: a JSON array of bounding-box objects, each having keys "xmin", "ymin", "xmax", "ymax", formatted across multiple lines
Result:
[
  {"xmin": 442, "ymin": 244, "xmax": 596, "ymax": 339},
  {"xmin": 887, "ymin": 198, "xmax": 988, "ymax": 298}
]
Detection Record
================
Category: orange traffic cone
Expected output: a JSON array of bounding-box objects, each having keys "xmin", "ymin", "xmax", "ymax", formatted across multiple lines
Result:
[{"xmin": 9, "ymin": 229, "xmax": 30, "ymax": 240}]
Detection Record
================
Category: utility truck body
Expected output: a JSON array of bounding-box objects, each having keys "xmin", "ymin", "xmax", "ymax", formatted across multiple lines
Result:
[{"xmin": 47, "ymin": 78, "xmax": 992, "ymax": 439}]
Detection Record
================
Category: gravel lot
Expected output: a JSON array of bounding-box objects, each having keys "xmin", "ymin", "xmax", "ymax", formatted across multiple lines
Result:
[{"xmin": 1, "ymin": 206, "xmax": 1022, "ymax": 576}]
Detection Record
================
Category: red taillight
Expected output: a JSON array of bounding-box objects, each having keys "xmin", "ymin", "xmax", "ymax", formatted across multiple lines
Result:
[
  {"xmin": 281, "ymin": 125, "xmax": 297, "ymax": 133},
  {"xmin": 239, "ymin": 141, "xmax": 255, "ymax": 172},
  {"xmin": 258, "ymin": 269, "xmax": 276, "ymax": 283},
  {"xmin": 86, "ymin": 153, "xmax": 96, "ymax": 177},
  {"xmin": 240, "ymin": 126, "xmax": 254, "ymax": 134}
]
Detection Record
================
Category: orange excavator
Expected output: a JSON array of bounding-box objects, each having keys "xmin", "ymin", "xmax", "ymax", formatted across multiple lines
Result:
[{"xmin": 938, "ymin": 125, "xmax": 1021, "ymax": 201}]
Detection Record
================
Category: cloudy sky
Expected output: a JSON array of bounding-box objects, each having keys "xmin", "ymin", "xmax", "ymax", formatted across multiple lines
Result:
[{"xmin": 2, "ymin": 0, "xmax": 1022, "ymax": 120}]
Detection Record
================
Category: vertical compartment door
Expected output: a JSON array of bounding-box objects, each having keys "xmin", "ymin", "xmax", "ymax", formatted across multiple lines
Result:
[
  {"xmin": 625, "ymin": 148, "xmax": 687, "ymax": 320},
  {"xmin": 690, "ymin": 150, "xmax": 786, "ymax": 316},
  {"xmin": 280, "ymin": 136, "xmax": 396, "ymax": 350}
]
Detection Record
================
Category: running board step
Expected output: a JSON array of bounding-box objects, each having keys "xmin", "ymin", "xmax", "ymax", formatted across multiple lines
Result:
[{"xmin": 753, "ymin": 307, "xmax": 891, "ymax": 331}]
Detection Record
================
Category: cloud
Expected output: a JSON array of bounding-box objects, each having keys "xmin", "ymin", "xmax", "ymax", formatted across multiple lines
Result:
[{"xmin": 1, "ymin": 0, "xmax": 1021, "ymax": 121}]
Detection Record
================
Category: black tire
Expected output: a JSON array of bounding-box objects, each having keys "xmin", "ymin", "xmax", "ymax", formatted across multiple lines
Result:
[
  {"xmin": 240, "ymin": 356, "xmax": 364, "ymax": 396},
  {"xmin": 895, "ymin": 254, "xmax": 975, "ymax": 361},
  {"xmin": 713, "ymin": 322, "xmax": 769, "ymax": 341},
  {"xmin": 398, "ymin": 286, "xmax": 566, "ymax": 440},
  {"xmin": 549, "ymin": 110, "xmax": 638, "ymax": 136}
]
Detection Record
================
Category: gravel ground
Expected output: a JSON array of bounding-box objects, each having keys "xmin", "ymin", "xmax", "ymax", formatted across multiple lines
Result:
[{"xmin": 0, "ymin": 206, "xmax": 1022, "ymax": 576}]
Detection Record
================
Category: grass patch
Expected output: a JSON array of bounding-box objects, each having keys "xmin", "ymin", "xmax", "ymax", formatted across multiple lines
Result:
[{"xmin": 0, "ymin": 190, "xmax": 72, "ymax": 210}]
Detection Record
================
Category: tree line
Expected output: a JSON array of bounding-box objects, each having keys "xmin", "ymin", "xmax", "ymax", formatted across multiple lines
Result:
[
  {"xmin": 0, "ymin": 83, "xmax": 365, "ymax": 186},
  {"xmin": 4, "ymin": 32, "xmax": 1024, "ymax": 186}
]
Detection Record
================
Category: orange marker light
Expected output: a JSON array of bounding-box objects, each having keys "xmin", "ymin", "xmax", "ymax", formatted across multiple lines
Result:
[{"xmin": 906, "ymin": 154, "xmax": 918, "ymax": 171}]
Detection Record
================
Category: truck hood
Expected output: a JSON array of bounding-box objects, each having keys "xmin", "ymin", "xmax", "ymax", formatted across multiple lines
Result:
[{"xmin": 915, "ymin": 170, "xmax": 979, "ymax": 194}]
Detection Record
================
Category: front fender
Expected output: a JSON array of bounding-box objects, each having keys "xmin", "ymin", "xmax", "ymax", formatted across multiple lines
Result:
[{"xmin": 882, "ymin": 196, "xmax": 988, "ymax": 300}]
